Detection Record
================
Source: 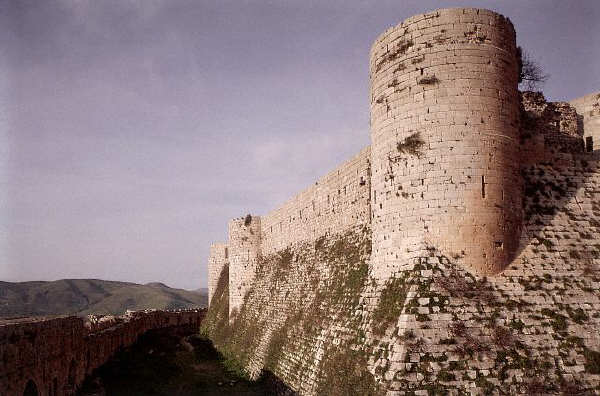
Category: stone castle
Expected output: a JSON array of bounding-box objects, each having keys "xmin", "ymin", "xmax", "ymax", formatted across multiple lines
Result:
[
  {"xmin": 1, "ymin": 7, "xmax": 598, "ymax": 396},
  {"xmin": 205, "ymin": 8, "xmax": 600, "ymax": 395}
]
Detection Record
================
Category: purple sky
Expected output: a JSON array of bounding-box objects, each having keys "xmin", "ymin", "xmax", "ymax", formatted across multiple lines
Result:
[{"xmin": 1, "ymin": 0, "xmax": 599, "ymax": 290}]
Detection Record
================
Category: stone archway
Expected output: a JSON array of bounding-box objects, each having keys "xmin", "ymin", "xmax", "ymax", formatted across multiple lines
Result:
[{"xmin": 23, "ymin": 380, "xmax": 39, "ymax": 396}]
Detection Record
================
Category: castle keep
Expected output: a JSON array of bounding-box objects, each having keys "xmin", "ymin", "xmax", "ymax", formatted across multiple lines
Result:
[{"xmin": 205, "ymin": 8, "xmax": 600, "ymax": 395}]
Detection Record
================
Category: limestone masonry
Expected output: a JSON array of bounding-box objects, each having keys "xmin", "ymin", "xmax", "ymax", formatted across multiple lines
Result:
[
  {"xmin": 205, "ymin": 8, "xmax": 600, "ymax": 395},
  {"xmin": 570, "ymin": 92, "xmax": 600, "ymax": 153},
  {"xmin": 0, "ymin": 309, "xmax": 205, "ymax": 396}
]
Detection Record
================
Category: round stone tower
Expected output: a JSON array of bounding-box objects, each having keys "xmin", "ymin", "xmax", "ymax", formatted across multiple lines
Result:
[
  {"xmin": 369, "ymin": 8, "xmax": 522, "ymax": 275},
  {"xmin": 228, "ymin": 215, "xmax": 261, "ymax": 317}
]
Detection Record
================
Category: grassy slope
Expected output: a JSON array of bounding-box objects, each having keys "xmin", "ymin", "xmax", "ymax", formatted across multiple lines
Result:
[
  {"xmin": 0, "ymin": 279, "xmax": 207, "ymax": 318},
  {"xmin": 78, "ymin": 328, "xmax": 269, "ymax": 396}
]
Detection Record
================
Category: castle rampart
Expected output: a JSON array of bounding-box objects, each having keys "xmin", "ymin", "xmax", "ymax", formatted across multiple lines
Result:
[
  {"xmin": 570, "ymin": 92, "xmax": 600, "ymax": 152},
  {"xmin": 204, "ymin": 7, "xmax": 600, "ymax": 395},
  {"xmin": 0, "ymin": 309, "xmax": 205, "ymax": 396},
  {"xmin": 260, "ymin": 146, "xmax": 371, "ymax": 255},
  {"xmin": 520, "ymin": 91, "xmax": 585, "ymax": 162},
  {"xmin": 207, "ymin": 7, "xmax": 599, "ymax": 317}
]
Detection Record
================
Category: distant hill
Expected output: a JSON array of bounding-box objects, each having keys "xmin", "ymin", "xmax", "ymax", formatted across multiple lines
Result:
[{"xmin": 0, "ymin": 279, "xmax": 207, "ymax": 319}]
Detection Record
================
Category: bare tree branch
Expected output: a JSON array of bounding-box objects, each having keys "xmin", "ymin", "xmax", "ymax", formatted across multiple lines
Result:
[{"xmin": 517, "ymin": 46, "xmax": 549, "ymax": 91}]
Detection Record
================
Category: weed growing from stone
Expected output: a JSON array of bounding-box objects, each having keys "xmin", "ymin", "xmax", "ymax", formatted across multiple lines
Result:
[{"xmin": 396, "ymin": 132, "xmax": 425, "ymax": 158}]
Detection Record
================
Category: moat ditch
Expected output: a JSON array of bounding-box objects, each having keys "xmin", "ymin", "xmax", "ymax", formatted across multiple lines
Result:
[{"xmin": 78, "ymin": 327, "xmax": 291, "ymax": 396}]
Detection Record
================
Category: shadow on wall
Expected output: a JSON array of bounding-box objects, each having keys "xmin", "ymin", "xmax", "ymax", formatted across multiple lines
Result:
[
  {"xmin": 515, "ymin": 148, "xmax": 600, "ymax": 263},
  {"xmin": 509, "ymin": 92, "xmax": 600, "ymax": 263}
]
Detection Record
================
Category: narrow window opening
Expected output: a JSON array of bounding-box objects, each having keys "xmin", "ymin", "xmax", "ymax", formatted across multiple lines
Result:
[
  {"xmin": 586, "ymin": 136, "xmax": 594, "ymax": 152},
  {"xmin": 481, "ymin": 175, "xmax": 486, "ymax": 199},
  {"xmin": 494, "ymin": 241, "xmax": 503, "ymax": 249},
  {"xmin": 225, "ymin": 247, "xmax": 228, "ymax": 258}
]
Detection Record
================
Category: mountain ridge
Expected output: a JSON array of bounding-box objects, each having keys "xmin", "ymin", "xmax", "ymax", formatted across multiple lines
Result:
[{"xmin": 0, "ymin": 279, "xmax": 207, "ymax": 319}]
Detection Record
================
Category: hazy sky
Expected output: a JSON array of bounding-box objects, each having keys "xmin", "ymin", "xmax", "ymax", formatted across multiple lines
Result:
[{"xmin": 1, "ymin": 0, "xmax": 599, "ymax": 290}]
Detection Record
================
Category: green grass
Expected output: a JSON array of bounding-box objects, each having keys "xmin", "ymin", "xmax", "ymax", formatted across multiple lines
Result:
[
  {"xmin": 78, "ymin": 328, "xmax": 271, "ymax": 396},
  {"xmin": 202, "ymin": 227, "xmax": 381, "ymax": 395},
  {"xmin": 372, "ymin": 277, "xmax": 408, "ymax": 336}
]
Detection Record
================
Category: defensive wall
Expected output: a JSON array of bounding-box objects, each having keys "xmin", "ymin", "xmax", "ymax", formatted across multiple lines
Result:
[
  {"xmin": 208, "ymin": 243, "xmax": 228, "ymax": 306},
  {"xmin": 0, "ymin": 309, "xmax": 205, "ymax": 396},
  {"xmin": 570, "ymin": 92, "xmax": 600, "ymax": 153},
  {"xmin": 205, "ymin": 8, "xmax": 600, "ymax": 395},
  {"xmin": 209, "ymin": 146, "xmax": 372, "ymax": 315}
]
